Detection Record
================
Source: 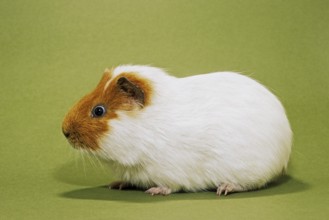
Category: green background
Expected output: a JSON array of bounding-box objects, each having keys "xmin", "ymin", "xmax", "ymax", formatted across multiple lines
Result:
[{"xmin": 1, "ymin": 0, "xmax": 328, "ymax": 219}]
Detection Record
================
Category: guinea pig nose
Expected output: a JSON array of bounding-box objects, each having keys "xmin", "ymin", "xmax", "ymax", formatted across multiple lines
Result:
[{"xmin": 62, "ymin": 129, "xmax": 70, "ymax": 138}]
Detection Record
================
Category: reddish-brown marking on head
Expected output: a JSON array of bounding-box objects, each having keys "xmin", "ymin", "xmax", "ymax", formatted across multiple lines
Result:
[
  {"xmin": 104, "ymin": 72, "xmax": 153, "ymax": 111},
  {"xmin": 62, "ymin": 69, "xmax": 153, "ymax": 151}
]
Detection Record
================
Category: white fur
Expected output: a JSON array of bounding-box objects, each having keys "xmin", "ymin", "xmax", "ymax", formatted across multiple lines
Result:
[{"xmin": 98, "ymin": 65, "xmax": 292, "ymax": 193}]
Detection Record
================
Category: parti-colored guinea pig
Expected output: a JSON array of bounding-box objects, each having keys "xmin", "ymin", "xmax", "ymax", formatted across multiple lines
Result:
[{"xmin": 62, "ymin": 65, "xmax": 292, "ymax": 196}]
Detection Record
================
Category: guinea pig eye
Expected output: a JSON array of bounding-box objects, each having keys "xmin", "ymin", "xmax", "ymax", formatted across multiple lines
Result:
[{"xmin": 91, "ymin": 105, "xmax": 106, "ymax": 118}]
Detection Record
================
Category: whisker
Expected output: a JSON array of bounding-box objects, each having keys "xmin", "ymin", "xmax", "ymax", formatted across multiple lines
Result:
[
  {"xmin": 80, "ymin": 149, "xmax": 87, "ymax": 178},
  {"xmin": 88, "ymin": 149, "xmax": 112, "ymax": 178}
]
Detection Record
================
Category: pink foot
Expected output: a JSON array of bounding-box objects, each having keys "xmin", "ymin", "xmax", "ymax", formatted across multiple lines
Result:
[
  {"xmin": 216, "ymin": 183, "xmax": 239, "ymax": 196},
  {"xmin": 145, "ymin": 187, "xmax": 172, "ymax": 196}
]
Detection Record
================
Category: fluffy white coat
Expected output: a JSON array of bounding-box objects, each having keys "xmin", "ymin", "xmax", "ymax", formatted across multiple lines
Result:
[{"xmin": 98, "ymin": 65, "xmax": 292, "ymax": 193}]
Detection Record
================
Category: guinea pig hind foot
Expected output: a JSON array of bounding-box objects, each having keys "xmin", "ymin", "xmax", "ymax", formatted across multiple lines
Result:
[
  {"xmin": 216, "ymin": 183, "xmax": 244, "ymax": 196},
  {"xmin": 108, "ymin": 181, "xmax": 132, "ymax": 190},
  {"xmin": 145, "ymin": 187, "xmax": 172, "ymax": 196}
]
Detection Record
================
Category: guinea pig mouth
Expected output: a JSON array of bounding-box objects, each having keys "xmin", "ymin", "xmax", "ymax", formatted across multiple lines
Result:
[
  {"xmin": 62, "ymin": 127, "xmax": 99, "ymax": 150},
  {"xmin": 65, "ymin": 135, "xmax": 99, "ymax": 151},
  {"xmin": 66, "ymin": 137, "xmax": 85, "ymax": 150}
]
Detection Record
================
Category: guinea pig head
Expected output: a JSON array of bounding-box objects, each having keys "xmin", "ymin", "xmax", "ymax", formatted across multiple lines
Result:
[{"xmin": 62, "ymin": 68, "xmax": 152, "ymax": 151}]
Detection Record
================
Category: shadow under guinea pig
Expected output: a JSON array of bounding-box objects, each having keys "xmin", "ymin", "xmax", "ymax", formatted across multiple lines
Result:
[{"xmin": 55, "ymin": 160, "xmax": 310, "ymax": 203}]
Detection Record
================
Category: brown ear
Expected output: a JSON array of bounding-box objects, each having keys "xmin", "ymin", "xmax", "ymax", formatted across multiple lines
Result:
[{"xmin": 117, "ymin": 77, "xmax": 145, "ymax": 107}]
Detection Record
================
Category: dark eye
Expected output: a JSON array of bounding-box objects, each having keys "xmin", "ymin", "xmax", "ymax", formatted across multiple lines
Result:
[{"xmin": 92, "ymin": 105, "xmax": 106, "ymax": 118}]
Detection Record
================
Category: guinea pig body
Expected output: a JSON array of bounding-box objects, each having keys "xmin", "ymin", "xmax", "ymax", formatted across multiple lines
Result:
[{"xmin": 62, "ymin": 65, "xmax": 292, "ymax": 196}]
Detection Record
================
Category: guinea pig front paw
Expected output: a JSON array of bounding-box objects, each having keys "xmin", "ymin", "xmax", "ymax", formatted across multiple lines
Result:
[
  {"xmin": 216, "ymin": 183, "xmax": 243, "ymax": 196},
  {"xmin": 145, "ymin": 187, "xmax": 172, "ymax": 196},
  {"xmin": 108, "ymin": 181, "xmax": 132, "ymax": 190}
]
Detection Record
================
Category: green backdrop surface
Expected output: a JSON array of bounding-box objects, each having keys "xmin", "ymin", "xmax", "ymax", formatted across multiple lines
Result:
[{"xmin": 1, "ymin": 0, "xmax": 328, "ymax": 219}]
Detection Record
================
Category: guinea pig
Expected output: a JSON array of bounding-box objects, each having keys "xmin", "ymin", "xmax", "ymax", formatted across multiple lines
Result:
[{"xmin": 62, "ymin": 65, "xmax": 292, "ymax": 196}]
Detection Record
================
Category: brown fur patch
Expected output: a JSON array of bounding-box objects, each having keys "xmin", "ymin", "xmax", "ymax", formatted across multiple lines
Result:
[
  {"xmin": 104, "ymin": 72, "xmax": 153, "ymax": 111},
  {"xmin": 62, "ymin": 69, "xmax": 153, "ymax": 151}
]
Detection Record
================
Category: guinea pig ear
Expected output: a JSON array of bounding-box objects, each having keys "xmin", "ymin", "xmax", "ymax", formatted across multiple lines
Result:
[{"xmin": 117, "ymin": 77, "xmax": 145, "ymax": 107}]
